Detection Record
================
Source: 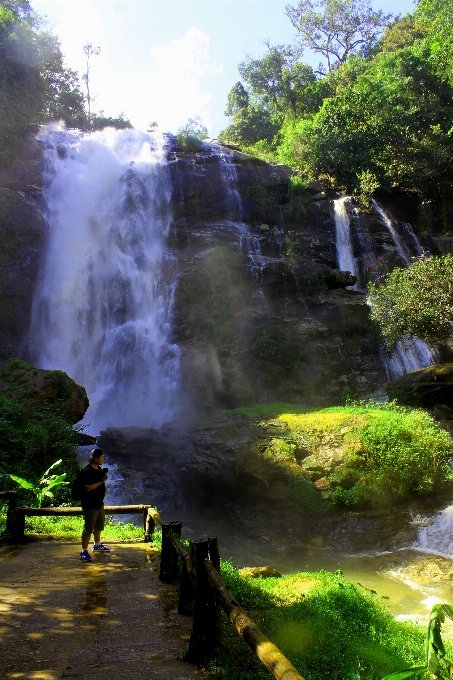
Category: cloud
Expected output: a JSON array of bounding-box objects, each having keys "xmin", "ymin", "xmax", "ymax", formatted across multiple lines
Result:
[{"xmin": 87, "ymin": 26, "xmax": 216, "ymax": 134}]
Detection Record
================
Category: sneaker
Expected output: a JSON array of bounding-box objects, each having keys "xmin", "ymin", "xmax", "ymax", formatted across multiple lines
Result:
[
  {"xmin": 92, "ymin": 543, "xmax": 111, "ymax": 552},
  {"xmin": 80, "ymin": 550, "xmax": 92, "ymax": 562}
]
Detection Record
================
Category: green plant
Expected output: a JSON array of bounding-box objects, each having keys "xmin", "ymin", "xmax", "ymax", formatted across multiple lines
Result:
[
  {"xmin": 382, "ymin": 604, "xmax": 453, "ymax": 679},
  {"xmin": 367, "ymin": 255, "xmax": 453, "ymax": 353},
  {"xmin": 176, "ymin": 116, "xmax": 209, "ymax": 150},
  {"xmin": 209, "ymin": 565, "xmax": 429, "ymax": 680},
  {"xmin": 3, "ymin": 459, "xmax": 68, "ymax": 507}
]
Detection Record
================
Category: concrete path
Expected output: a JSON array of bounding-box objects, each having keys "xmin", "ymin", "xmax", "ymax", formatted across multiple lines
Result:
[{"xmin": 0, "ymin": 542, "xmax": 207, "ymax": 680}]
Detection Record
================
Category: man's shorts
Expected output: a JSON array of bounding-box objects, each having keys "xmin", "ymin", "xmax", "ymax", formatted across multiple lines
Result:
[{"xmin": 82, "ymin": 506, "xmax": 105, "ymax": 535}]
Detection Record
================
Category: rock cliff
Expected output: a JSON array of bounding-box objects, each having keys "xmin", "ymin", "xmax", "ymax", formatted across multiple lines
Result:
[{"xmin": 2, "ymin": 134, "xmax": 453, "ymax": 413}]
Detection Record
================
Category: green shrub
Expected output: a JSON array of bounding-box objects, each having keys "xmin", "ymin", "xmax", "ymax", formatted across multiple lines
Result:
[{"xmin": 209, "ymin": 564, "xmax": 430, "ymax": 680}]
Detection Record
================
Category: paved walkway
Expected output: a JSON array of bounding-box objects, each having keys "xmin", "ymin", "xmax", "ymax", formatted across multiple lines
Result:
[{"xmin": 0, "ymin": 542, "xmax": 206, "ymax": 680}]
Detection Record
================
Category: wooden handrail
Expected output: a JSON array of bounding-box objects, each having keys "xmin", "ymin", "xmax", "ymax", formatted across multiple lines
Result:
[
  {"xmin": 19, "ymin": 505, "xmax": 151, "ymax": 515},
  {"xmin": 205, "ymin": 561, "xmax": 305, "ymax": 680}
]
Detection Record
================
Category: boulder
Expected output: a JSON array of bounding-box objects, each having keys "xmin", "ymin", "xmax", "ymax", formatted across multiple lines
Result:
[
  {"xmin": 0, "ymin": 358, "xmax": 89, "ymax": 423},
  {"xmin": 387, "ymin": 363, "xmax": 453, "ymax": 408},
  {"xmin": 238, "ymin": 566, "xmax": 282, "ymax": 578}
]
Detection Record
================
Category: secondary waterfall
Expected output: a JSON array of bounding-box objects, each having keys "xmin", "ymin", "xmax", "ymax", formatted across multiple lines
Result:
[
  {"xmin": 30, "ymin": 126, "xmax": 181, "ymax": 431},
  {"xmin": 412, "ymin": 506, "xmax": 453, "ymax": 559},
  {"xmin": 370, "ymin": 200, "xmax": 435, "ymax": 378},
  {"xmin": 334, "ymin": 196, "xmax": 358, "ymax": 288}
]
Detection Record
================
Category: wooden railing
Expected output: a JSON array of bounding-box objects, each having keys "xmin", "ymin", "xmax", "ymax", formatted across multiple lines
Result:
[
  {"xmin": 0, "ymin": 495, "xmax": 304, "ymax": 680},
  {"xmin": 0, "ymin": 493, "xmax": 154, "ymax": 542},
  {"xmin": 147, "ymin": 508, "xmax": 305, "ymax": 680}
]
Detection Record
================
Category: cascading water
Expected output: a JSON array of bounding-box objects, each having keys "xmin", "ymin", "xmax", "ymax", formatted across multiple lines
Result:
[
  {"xmin": 411, "ymin": 506, "xmax": 453, "ymax": 559},
  {"xmin": 371, "ymin": 200, "xmax": 436, "ymax": 378},
  {"xmin": 371, "ymin": 199, "xmax": 423, "ymax": 265},
  {"xmin": 334, "ymin": 196, "xmax": 359, "ymax": 289},
  {"xmin": 30, "ymin": 125, "xmax": 181, "ymax": 431}
]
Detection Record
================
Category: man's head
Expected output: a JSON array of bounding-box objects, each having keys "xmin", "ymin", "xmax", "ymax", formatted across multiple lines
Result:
[{"xmin": 89, "ymin": 448, "xmax": 105, "ymax": 465}]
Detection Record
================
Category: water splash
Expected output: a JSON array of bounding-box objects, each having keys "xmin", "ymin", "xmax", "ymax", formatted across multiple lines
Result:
[
  {"xmin": 382, "ymin": 337, "xmax": 438, "ymax": 379},
  {"xmin": 30, "ymin": 126, "xmax": 180, "ymax": 431},
  {"xmin": 412, "ymin": 506, "xmax": 453, "ymax": 558}
]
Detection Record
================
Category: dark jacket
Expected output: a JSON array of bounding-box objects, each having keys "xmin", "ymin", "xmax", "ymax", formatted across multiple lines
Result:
[{"xmin": 80, "ymin": 464, "xmax": 106, "ymax": 509}]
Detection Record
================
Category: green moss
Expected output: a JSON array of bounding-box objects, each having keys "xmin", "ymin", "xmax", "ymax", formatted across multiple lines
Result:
[
  {"xmin": 226, "ymin": 403, "xmax": 309, "ymax": 417},
  {"xmin": 236, "ymin": 402, "xmax": 453, "ymax": 510}
]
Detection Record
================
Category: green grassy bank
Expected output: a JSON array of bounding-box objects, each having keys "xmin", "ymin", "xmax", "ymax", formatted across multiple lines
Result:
[
  {"xmin": 210, "ymin": 563, "xmax": 433, "ymax": 680},
  {"xmin": 229, "ymin": 401, "xmax": 453, "ymax": 510},
  {"xmin": 0, "ymin": 508, "xmax": 144, "ymax": 542}
]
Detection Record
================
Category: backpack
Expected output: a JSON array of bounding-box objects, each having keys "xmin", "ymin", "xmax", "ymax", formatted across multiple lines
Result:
[{"xmin": 70, "ymin": 469, "xmax": 86, "ymax": 502}]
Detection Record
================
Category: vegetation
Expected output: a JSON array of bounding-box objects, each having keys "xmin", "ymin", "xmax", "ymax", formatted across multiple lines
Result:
[
  {"xmin": 235, "ymin": 401, "xmax": 452, "ymax": 510},
  {"xmin": 208, "ymin": 563, "xmax": 431, "ymax": 680},
  {"xmin": 0, "ymin": 507, "xmax": 144, "ymax": 542},
  {"xmin": 176, "ymin": 116, "xmax": 209, "ymax": 151},
  {"xmin": 3, "ymin": 459, "xmax": 68, "ymax": 507},
  {"xmin": 220, "ymin": 0, "xmax": 453, "ymax": 227},
  {"xmin": 367, "ymin": 255, "xmax": 453, "ymax": 353}
]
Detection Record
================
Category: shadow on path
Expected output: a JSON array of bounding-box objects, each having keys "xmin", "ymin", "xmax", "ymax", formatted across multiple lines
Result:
[{"xmin": 0, "ymin": 542, "xmax": 205, "ymax": 679}]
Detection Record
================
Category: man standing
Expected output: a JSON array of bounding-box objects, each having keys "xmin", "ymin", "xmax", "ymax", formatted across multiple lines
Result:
[{"xmin": 80, "ymin": 448, "xmax": 111, "ymax": 562}]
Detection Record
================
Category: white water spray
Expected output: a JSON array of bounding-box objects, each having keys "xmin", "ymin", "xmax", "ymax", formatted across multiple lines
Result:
[
  {"xmin": 334, "ymin": 196, "xmax": 358, "ymax": 288},
  {"xmin": 30, "ymin": 126, "xmax": 180, "ymax": 431},
  {"xmin": 371, "ymin": 200, "xmax": 423, "ymax": 265},
  {"xmin": 412, "ymin": 506, "xmax": 453, "ymax": 558}
]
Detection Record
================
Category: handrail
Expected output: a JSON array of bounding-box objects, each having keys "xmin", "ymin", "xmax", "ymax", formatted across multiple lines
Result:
[{"xmin": 153, "ymin": 510, "xmax": 305, "ymax": 680}]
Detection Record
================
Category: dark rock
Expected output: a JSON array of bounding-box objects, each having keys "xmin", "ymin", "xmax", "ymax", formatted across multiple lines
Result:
[
  {"xmin": 433, "ymin": 403, "xmax": 453, "ymax": 421},
  {"xmin": 0, "ymin": 359, "xmax": 89, "ymax": 423},
  {"xmin": 387, "ymin": 364, "xmax": 453, "ymax": 408}
]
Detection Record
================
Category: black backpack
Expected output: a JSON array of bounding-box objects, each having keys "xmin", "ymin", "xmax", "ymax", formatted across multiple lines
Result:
[{"xmin": 70, "ymin": 469, "xmax": 86, "ymax": 502}]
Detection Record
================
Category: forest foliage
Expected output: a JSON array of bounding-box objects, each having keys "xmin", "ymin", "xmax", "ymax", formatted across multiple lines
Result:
[
  {"xmin": 0, "ymin": 0, "xmax": 131, "ymax": 167},
  {"xmin": 220, "ymin": 0, "xmax": 453, "ymax": 225}
]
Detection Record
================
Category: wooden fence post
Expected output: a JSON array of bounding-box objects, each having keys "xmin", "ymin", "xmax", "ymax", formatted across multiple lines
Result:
[
  {"xmin": 187, "ymin": 539, "xmax": 220, "ymax": 663},
  {"xmin": 1, "ymin": 492, "xmax": 24, "ymax": 542},
  {"xmin": 159, "ymin": 521, "xmax": 182, "ymax": 582},
  {"xmin": 208, "ymin": 537, "xmax": 220, "ymax": 572},
  {"xmin": 144, "ymin": 508, "xmax": 155, "ymax": 543},
  {"xmin": 178, "ymin": 549, "xmax": 194, "ymax": 616}
]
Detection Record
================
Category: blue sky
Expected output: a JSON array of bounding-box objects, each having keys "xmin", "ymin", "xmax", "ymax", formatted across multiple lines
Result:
[{"xmin": 32, "ymin": 0, "xmax": 416, "ymax": 136}]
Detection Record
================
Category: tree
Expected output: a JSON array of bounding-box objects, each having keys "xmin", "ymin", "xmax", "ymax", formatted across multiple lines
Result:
[
  {"xmin": 285, "ymin": 0, "xmax": 392, "ymax": 72},
  {"xmin": 367, "ymin": 255, "xmax": 453, "ymax": 353},
  {"xmin": 91, "ymin": 111, "xmax": 132, "ymax": 131},
  {"xmin": 176, "ymin": 116, "xmax": 209, "ymax": 150},
  {"xmin": 82, "ymin": 43, "xmax": 100, "ymax": 129}
]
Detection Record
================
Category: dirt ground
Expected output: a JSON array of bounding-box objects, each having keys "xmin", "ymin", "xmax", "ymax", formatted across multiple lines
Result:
[{"xmin": 0, "ymin": 542, "xmax": 207, "ymax": 680}]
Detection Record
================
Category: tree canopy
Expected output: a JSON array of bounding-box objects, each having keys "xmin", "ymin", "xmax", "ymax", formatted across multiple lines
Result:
[
  {"xmin": 367, "ymin": 255, "xmax": 453, "ymax": 352},
  {"xmin": 220, "ymin": 1, "xmax": 453, "ymax": 226},
  {"xmin": 285, "ymin": 0, "xmax": 391, "ymax": 72}
]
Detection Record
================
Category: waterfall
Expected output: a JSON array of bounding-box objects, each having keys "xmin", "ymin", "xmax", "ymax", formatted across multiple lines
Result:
[
  {"xmin": 371, "ymin": 200, "xmax": 423, "ymax": 265},
  {"xmin": 334, "ymin": 196, "xmax": 358, "ymax": 288},
  {"xmin": 382, "ymin": 338, "xmax": 438, "ymax": 380},
  {"xmin": 370, "ymin": 200, "xmax": 435, "ymax": 378},
  {"xmin": 30, "ymin": 125, "xmax": 180, "ymax": 431},
  {"xmin": 412, "ymin": 506, "xmax": 453, "ymax": 558},
  {"xmin": 216, "ymin": 146, "xmax": 242, "ymax": 222}
]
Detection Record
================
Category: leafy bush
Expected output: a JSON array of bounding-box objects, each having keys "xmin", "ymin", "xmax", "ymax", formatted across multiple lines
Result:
[
  {"xmin": 176, "ymin": 116, "xmax": 208, "ymax": 151},
  {"xmin": 209, "ymin": 564, "xmax": 430, "ymax": 680},
  {"xmin": 367, "ymin": 254, "xmax": 453, "ymax": 353},
  {"xmin": 0, "ymin": 392, "xmax": 79, "ymax": 505}
]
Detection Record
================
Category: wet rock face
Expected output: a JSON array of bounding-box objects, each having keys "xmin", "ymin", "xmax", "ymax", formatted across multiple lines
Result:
[
  {"xmin": 387, "ymin": 363, "xmax": 453, "ymax": 408},
  {"xmin": 0, "ymin": 135, "xmax": 45, "ymax": 360}
]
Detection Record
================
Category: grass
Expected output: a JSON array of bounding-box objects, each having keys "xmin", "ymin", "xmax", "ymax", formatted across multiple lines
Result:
[
  {"xmin": 226, "ymin": 402, "xmax": 310, "ymax": 417},
  {"xmin": 208, "ymin": 563, "xmax": 432, "ymax": 680},
  {"xmin": 0, "ymin": 505, "xmax": 146, "ymax": 542},
  {"xmin": 233, "ymin": 401, "xmax": 453, "ymax": 510}
]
